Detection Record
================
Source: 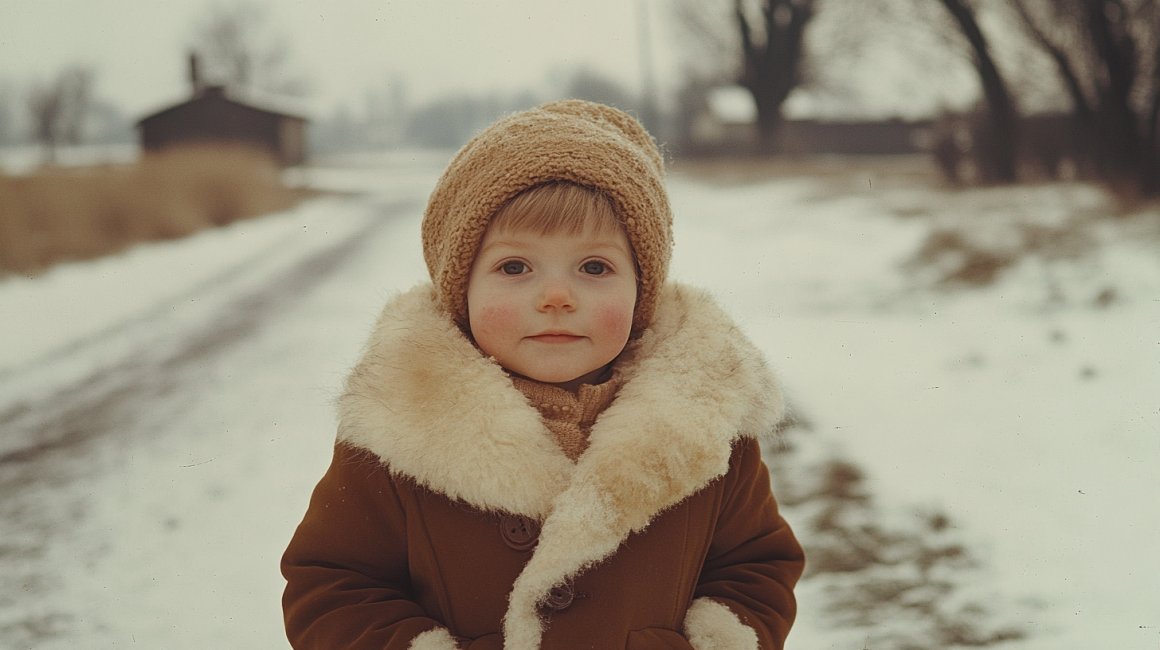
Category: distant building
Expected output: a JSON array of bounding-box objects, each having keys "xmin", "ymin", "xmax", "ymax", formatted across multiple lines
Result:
[
  {"xmin": 683, "ymin": 85, "xmax": 933, "ymax": 156},
  {"xmin": 778, "ymin": 119, "xmax": 933, "ymax": 156},
  {"xmin": 136, "ymin": 55, "xmax": 309, "ymax": 166}
]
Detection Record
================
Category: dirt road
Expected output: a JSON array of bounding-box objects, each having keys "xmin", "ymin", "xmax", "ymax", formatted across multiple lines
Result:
[{"xmin": 0, "ymin": 196, "xmax": 419, "ymax": 647}]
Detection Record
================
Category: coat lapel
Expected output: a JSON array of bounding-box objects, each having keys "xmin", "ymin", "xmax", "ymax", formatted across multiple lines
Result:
[
  {"xmin": 337, "ymin": 285, "xmax": 574, "ymax": 519},
  {"xmin": 336, "ymin": 283, "xmax": 784, "ymax": 649}
]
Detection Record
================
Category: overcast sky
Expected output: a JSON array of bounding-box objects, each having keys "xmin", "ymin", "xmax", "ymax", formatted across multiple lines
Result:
[
  {"xmin": 1, "ymin": 0, "xmax": 680, "ymax": 117},
  {"xmin": 0, "ymin": 0, "xmax": 978, "ymax": 121}
]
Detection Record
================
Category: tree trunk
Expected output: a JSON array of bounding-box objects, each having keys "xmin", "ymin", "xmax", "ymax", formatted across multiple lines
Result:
[
  {"xmin": 1010, "ymin": 0, "xmax": 1093, "ymax": 119},
  {"xmin": 1145, "ymin": 37, "xmax": 1160, "ymax": 195},
  {"xmin": 939, "ymin": 0, "xmax": 1020, "ymax": 182},
  {"xmin": 735, "ymin": 0, "xmax": 813, "ymax": 154},
  {"xmin": 752, "ymin": 90, "xmax": 784, "ymax": 152},
  {"xmin": 1083, "ymin": 0, "xmax": 1157, "ymax": 196}
]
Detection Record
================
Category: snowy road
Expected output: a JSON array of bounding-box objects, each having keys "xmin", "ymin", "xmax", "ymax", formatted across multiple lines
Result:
[
  {"xmin": 0, "ymin": 155, "xmax": 442, "ymax": 647},
  {"xmin": 2, "ymin": 155, "xmax": 1158, "ymax": 649}
]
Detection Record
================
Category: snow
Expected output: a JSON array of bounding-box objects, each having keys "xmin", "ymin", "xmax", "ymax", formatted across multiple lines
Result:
[
  {"xmin": 1, "ymin": 153, "xmax": 1158, "ymax": 649},
  {"xmin": 668, "ymin": 174, "xmax": 1160, "ymax": 648}
]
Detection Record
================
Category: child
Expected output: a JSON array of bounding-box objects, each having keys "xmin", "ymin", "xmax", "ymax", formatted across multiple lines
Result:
[{"xmin": 282, "ymin": 100, "xmax": 804, "ymax": 649}]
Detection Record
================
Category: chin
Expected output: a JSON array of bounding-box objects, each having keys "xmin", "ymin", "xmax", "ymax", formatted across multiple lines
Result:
[{"xmin": 528, "ymin": 372, "xmax": 584, "ymax": 384}]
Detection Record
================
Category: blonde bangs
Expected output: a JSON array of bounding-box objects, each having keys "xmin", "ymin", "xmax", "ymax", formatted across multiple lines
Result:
[{"xmin": 490, "ymin": 182, "xmax": 622, "ymax": 236}]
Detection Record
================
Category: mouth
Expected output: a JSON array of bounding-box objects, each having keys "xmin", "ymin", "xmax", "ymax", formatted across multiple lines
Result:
[{"xmin": 527, "ymin": 333, "xmax": 584, "ymax": 343}]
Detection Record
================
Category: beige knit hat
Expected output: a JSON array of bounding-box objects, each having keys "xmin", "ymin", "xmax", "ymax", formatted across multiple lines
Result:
[{"xmin": 421, "ymin": 99, "xmax": 673, "ymax": 337}]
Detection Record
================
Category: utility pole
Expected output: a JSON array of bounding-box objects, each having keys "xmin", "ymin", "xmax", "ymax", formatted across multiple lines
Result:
[{"xmin": 636, "ymin": 0, "xmax": 660, "ymax": 134}]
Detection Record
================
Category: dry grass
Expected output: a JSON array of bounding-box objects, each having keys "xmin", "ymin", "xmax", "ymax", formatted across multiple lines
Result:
[
  {"xmin": 766, "ymin": 420, "xmax": 1028, "ymax": 647},
  {"xmin": 0, "ymin": 145, "xmax": 305, "ymax": 275},
  {"xmin": 904, "ymin": 217, "xmax": 1094, "ymax": 288}
]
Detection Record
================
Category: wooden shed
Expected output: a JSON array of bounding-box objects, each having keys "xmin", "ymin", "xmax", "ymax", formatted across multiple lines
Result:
[{"xmin": 137, "ymin": 83, "xmax": 309, "ymax": 167}]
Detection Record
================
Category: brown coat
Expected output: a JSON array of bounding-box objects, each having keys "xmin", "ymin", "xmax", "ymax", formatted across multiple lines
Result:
[{"xmin": 282, "ymin": 284, "xmax": 804, "ymax": 649}]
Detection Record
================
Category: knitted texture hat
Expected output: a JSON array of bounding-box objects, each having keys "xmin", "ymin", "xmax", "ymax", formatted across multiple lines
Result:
[{"xmin": 421, "ymin": 99, "xmax": 673, "ymax": 336}]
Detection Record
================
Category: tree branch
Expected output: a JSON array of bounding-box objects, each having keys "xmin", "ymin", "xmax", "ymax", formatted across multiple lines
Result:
[
  {"xmin": 735, "ymin": 0, "xmax": 759, "ymax": 84},
  {"xmin": 1011, "ymin": 0, "xmax": 1093, "ymax": 116}
]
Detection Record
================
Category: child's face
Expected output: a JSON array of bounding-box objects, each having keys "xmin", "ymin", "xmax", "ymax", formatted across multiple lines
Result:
[{"xmin": 466, "ymin": 222, "xmax": 637, "ymax": 391}]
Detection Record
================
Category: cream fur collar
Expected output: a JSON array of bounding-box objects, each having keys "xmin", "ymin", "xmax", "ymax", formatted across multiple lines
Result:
[{"xmin": 337, "ymin": 282, "xmax": 783, "ymax": 649}]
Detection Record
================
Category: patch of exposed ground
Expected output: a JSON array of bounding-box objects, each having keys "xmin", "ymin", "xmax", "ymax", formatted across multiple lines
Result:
[{"xmin": 767, "ymin": 414, "xmax": 1027, "ymax": 649}]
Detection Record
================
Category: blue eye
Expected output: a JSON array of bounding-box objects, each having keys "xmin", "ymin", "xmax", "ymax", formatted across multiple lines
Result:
[
  {"xmin": 581, "ymin": 260, "xmax": 608, "ymax": 275},
  {"xmin": 500, "ymin": 261, "xmax": 527, "ymax": 275}
]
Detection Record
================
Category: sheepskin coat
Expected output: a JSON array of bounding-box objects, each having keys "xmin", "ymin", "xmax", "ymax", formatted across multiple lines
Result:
[{"xmin": 281, "ymin": 283, "xmax": 804, "ymax": 649}]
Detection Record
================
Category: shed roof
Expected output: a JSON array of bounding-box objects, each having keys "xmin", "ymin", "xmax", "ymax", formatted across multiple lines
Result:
[{"xmin": 137, "ymin": 85, "xmax": 310, "ymax": 126}]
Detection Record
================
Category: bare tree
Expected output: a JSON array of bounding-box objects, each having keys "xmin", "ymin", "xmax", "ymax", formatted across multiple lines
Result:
[
  {"xmin": 405, "ymin": 92, "xmax": 537, "ymax": 149},
  {"xmin": 935, "ymin": 0, "xmax": 1021, "ymax": 182},
  {"xmin": 1012, "ymin": 0, "xmax": 1160, "ymax": 196},
  {"xmin": 735, "ymin": 0, "xmax": 817, "ymax": 151},
  {"xmin": 26, "ymin": 88, "xmax": 60, "ymax": 164},
  {"xmin": 59, "ymin": 67, "xmax": 94, "ymax": 146},
  {"xmin": 27, "ymin": 65, "xmax": 94, "ymax": 164},
  {"xmin": 190, "ymin": 2, "xmax": 305, "ymax": 95},
  {"xmin": 559, "ymin": 68, "xmax": 640, "ymax": 114},
  {"xmin": 674, "ymin": 0, "xmax": 817, "ymax": 152},
  {"xmin": 672, "ymin": 1, "xmax": 739, "ymax": 80},
  {"xmin": 0, "ymin": 82, "xmax": 14, "ymax": 146}
]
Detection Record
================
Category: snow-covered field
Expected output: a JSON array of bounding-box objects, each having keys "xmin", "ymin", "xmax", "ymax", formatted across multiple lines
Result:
[{"xmin": 1, "ymin": 152, "xmax": 1156, "ymax": 649}]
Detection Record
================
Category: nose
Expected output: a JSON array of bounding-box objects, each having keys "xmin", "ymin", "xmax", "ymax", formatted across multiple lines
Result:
[{"xmin": 537, "ymin": 278, "xmax": 575, "ymax": 312}]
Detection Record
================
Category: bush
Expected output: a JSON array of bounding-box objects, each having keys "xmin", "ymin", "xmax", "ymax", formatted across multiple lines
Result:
[{"xmin": 0, "ymin": 144, "xmax": 299, "ymax": 274}]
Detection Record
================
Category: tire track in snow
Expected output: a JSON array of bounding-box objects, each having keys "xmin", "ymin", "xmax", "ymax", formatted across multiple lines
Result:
[
  {"xmin": 0, "ymin": 198, "xmax": 414, "ymax": 463},
  {"xmin": 0, "ymin": 197, "xmax": 416, "ymax": 646}
]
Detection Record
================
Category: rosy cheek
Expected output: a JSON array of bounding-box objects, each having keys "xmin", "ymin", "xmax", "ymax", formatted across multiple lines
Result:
[
  {"xmin": 472, "ymin": 304, "xmax": 519, "ymax": 342},
  {"xmin": 481, "ymin": 303, "xmax": 519, "ymax": 324},
  {"xmin": 596, "ymin": 304, "xmax": 634, "ymax": 340}
]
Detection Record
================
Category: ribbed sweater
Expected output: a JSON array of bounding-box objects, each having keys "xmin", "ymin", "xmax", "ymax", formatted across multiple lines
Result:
[{"xmin": 511, "ymin": 373, "xmax": 621, "ymax": 462}]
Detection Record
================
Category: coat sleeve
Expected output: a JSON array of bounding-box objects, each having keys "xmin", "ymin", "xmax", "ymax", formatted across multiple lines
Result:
[
  {"xmin": 281, "ymin": 443, "xmax": 460, "ymax": 650},
  {"xmin": 685, "ymin": 437, "xmax": 805, "ymax": 650}
]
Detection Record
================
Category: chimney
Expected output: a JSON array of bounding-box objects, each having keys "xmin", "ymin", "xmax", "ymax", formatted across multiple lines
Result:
[{"xmin": 189, "ymin": 52, "xmax": 204, "ymax": 95}]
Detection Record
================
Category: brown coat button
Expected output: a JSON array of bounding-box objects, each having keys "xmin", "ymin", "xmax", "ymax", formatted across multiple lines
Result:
[
  {"xmin": 499, "ymin": 515, "xmax": 539, "ymax": 551},
  {"xmin": 544, "ymin": 584, "xmax": 574, "ymax": 611}
]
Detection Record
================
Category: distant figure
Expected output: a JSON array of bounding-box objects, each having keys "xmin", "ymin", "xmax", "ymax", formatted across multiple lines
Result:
[{"xmin": 281, "ymin": 100, "xmax": 804, "ymax": 649}]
